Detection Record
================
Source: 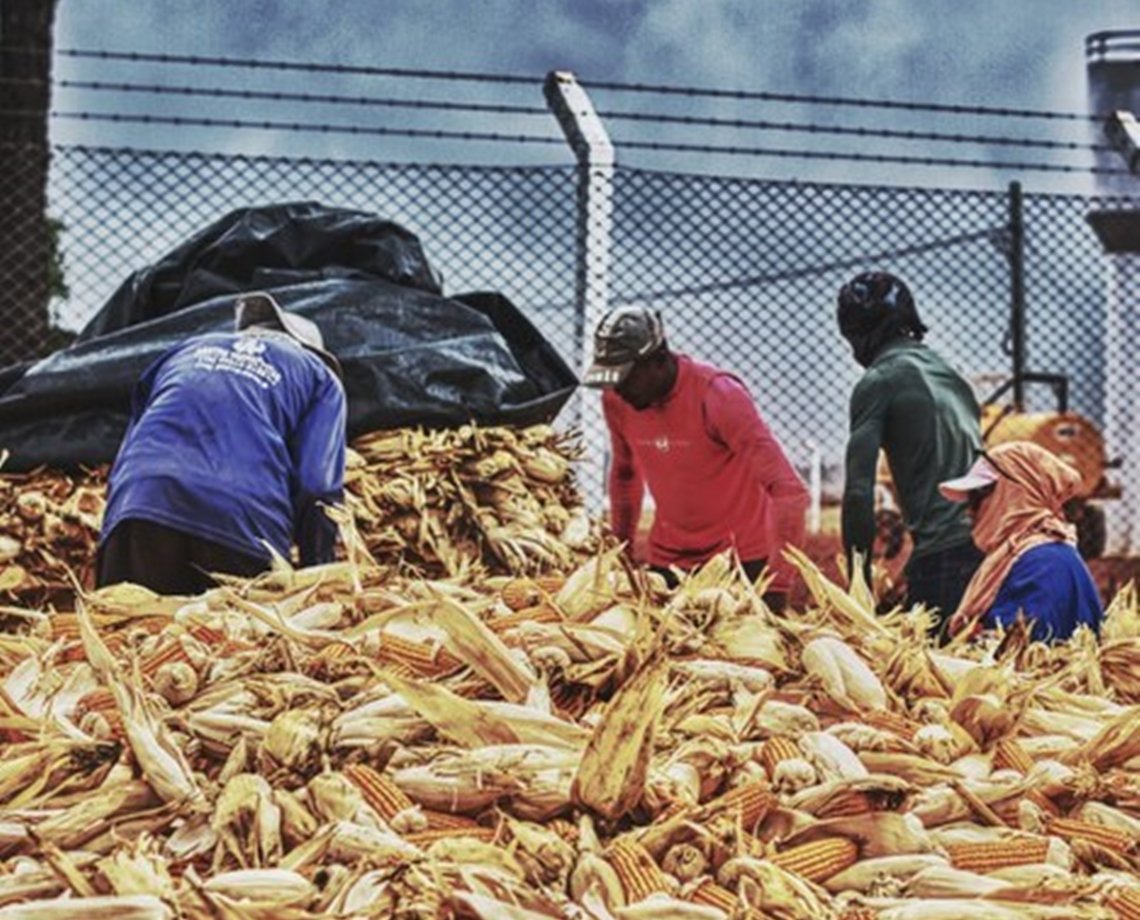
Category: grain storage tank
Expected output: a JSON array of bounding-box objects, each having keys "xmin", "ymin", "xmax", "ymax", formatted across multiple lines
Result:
[{"xmin": 1085, "ymin": 30, "xmax": 1140, "ymax": 554}]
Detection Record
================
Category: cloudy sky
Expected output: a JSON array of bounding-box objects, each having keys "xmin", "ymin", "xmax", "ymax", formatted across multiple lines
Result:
[{"xmin": 50, "ymin": 1, "xmax": 1140, "ymax": 193}]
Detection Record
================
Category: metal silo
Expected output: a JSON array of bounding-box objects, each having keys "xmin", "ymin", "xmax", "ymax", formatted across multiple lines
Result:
[{"xmin": 1086, "ymin": 30, "xmax": 1140, "ymax": 554}]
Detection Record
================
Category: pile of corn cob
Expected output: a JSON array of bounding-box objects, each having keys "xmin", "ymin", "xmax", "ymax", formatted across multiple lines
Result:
[
  {"xmin": 0, "ymin": 424, "xmax": 600, "ymax": 612},
  {"xmin": 0, "ymin": 532, "xmax": 1139, "ymax": 918},
  {"xmin": 3, "ymin": 424, "xmax": 1140, "ymax": 917},
  {"xmin": 344, "ymin": 424, "xmax": 600, "ymax": 577}
]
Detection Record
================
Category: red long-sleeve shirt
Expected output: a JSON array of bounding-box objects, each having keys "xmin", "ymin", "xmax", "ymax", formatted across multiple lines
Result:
[{"xmin": 603, "ymin": 355, "xmax": 808, "ymax": 590}]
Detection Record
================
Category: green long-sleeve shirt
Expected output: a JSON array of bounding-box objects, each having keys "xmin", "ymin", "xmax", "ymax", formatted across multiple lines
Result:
[{"xmin": 842, "ymin": 338, "xmax": 981, "ymax": 569}]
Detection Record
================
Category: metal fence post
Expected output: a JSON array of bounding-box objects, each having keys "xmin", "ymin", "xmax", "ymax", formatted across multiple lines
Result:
[
  {"xmin": 543, "ymin": 71, "xmax": 614, "ymax": 513},
  {"xmin": 1008, "ymin": 181, "xmax": 1026, "ymax": 411}
]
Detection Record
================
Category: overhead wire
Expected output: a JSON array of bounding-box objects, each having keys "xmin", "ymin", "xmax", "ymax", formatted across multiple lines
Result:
[{"xmin": 3, "ymin": 46, "xmax": 1121, "ymax": 176}]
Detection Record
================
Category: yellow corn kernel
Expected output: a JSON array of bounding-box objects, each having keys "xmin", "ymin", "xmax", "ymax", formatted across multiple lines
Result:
[
  {"xmin": 947, "ymin": 837, "xmax": 1050, "ymax": 872},
  {"xmin": 1047, "ymin": 817, "xmax": 1136, "ymax": 854},
  {"xmin": 343, "ymin": 763, "xmax": 415, "ymax": 819},
  {"xmin": 769, "ymin": 837, "xmax": 859, "ymax": 882},
  {"xmin": 607, "ymin": 837, "xmax": 671, "ymax": 903},
  {"xmin": 993, "ymin": 737, "xmax": 1035, "ymax": 774},
  {"xmin": 405, "ymin": 826, "xmax": 498, "ymax": 846},
  {"xmin": 1105, "ymin": 886, "xmax": 1140, "ymax": 920},
  {"xmin": 758, "ymin": 736, "xmax": 800, "ymax": 778}
]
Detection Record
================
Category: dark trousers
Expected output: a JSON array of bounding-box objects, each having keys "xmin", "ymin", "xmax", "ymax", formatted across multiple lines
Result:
[
  {"xmin": 97, "ymin": 519, "xmax": 268, "ymax": 596},
  {"xmin": 905, "ymin": 540, "xmax": 984, "ymax": 642}
]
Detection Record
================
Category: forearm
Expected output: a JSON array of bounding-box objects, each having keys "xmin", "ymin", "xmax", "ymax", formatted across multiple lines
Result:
[
  {"xmin": 609, "ymin": 466, "xmax": 644, "ymax": 547},
  {"xmin": 296, "ymin": 497, "xmax": 339, "ymax": 566},
  {"xmin": 767, "ymin": 487, "xmax": 809, "ymax": 590}
]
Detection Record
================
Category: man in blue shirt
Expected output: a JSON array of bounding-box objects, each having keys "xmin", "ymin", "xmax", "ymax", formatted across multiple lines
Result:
[{"xmin": 97, "ymin": 292, "xmax": 346, "ymax": 594}]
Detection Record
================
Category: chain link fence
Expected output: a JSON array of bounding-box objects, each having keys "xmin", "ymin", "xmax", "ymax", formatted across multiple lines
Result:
[{"xmin": 3, "ymin": 140, "xmax": 1140, "ymax": 551}]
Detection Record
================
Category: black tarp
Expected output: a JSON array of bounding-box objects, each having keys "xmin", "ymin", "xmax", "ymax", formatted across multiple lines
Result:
[{"xmin": 0, "ymin": 202, "xmax": 577, "ymax": 471}]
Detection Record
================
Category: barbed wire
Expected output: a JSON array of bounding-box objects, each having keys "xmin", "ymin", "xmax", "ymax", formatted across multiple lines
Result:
[
  {"xmin": 0, "ymin": 76, "xmax": 1107, "ymax": 154},
  {"xmin": 42, "ymin": 78, "xmax": 550, "ymax": 118},
  {"xmin": 615, "ymin": 228, "xmax": 1000, "ymax": 304},
  {"xmin": 616, "ymin": 136, "xmax": 1120, "ymax": 176},
  {"xmin": 9, "ymin": 108, "xmax": 1123, "ymax": 175},
  {"xmin": 15, "ymin": 110, "xmax": 565, "ymax": 147},
  {"xmin": 53, "ymin": 48, "xmax": 538, "ymax": 86},
  {"xmin": 41, "ymin": 47, "xmax": 1102, "ymax": 123}
]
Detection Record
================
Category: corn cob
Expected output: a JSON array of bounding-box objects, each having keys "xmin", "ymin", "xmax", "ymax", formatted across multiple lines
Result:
[
  {"xmin": 379, "ymin": 661, "xmax": 419, "ymax": 681},
  {"xmin": 188, "ymin": 622, "xmax": 225, "ymax": 645},
  {"xmin": 488, "ymin": 603, "xmax": 563, "ymax": 632},
  {"xmin": 713, "ymin": 779, "xmax": 776, "ymax": 828},
  {"xmin": 535, "ymin": 574, "xmax": 566, "ymax": 594},
  {"xmin": 758, "ymin": 736, "xmax": 801, "ymax": 779},
  {"xmin": 547, "ymin": 818, "xmax": 579, "ymax": 844},
  {"xmin": 769, "ymin": 837, "xmax": 859, "ymax": 882},
  {"xmin": 77, "ymin": 688, "xmax": 117, "ymax": 714},
  {"xmin": 947, "ymin": 837, "xmax": 1050, "ymax": 872},
  {"xmin": 816, "ymin": 788, "xmax": 875, "ymax": 818},
  {"xmin": 423, "ymin": 810, "xmax": 485, "ymax": 832},
  {"xmin": 607, "ymin": 837, "xmax": 671, "ymax": 903},
  {"xmin": 688, "ymin": 880, "xmax": 765, "ymax": 920},
  {"xmin": 501, "ymin": 577, "xmax": 542, "ymax": 611},
  {"xmin": 140, "ymin": 641, "xmax": 192, "ymax": 678},
  {"xmin": 992, "ymin": 737, "xmax": 1035, "ymax": 774},
  {"xmin": 405, "ymin": 826, "xmax": 499, "ymax": 846},
  {"xmin": 375, "ymin": 633, "xmax": 461, "ymax": 676},
  {"xmin": 343, "ymin": 763, "xmax": 415, "ymax": 819},
  {"xmin": 1105, "ymin": 886, "xmax": 1140, "ymax": 920},
  {"xmin": 1029, "ymin": 788, "xmax": 1060, "ymax": 815},
  {"xmin": 689, "ymin": 880, "xmax": 737, "ymax": 913},
  {"xmin": 1046, "ymin": 816, "xmax": 1136, "ymax": 853},
  {"xmin": 862, "ymin": 709, "xmax": 921, "ymax": 740}
]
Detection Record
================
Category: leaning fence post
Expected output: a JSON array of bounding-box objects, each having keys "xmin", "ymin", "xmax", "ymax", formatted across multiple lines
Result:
[{"xmin": 544, "ymin": 70, "xmax": 615, "ymax": 514}]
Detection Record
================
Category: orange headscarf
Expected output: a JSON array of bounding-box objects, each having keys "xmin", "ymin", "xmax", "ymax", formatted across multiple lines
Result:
[{"xmin": 951, "ymin": 441, "xmax": 1082, "ymax": 627}]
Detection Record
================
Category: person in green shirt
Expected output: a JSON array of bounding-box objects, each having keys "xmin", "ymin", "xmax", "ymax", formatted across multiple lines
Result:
[{"xmin": 836, "ymin": 271, "xmax": 983, "ymax": 639}]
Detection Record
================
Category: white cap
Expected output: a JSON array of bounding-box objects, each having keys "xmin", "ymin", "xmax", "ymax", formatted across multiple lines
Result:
[
  {"xmin": 234, "ymin": 291, "xmax": 342, "ymax": 379},
  {"xmin": 939, "ymin": 456, "xmax": 999, "ymax": 502}
]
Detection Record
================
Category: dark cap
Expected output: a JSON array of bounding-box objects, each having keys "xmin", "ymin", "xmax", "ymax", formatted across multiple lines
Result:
[
  {"xmin": 583, "ymin": 307, "xmax": 666, "ymax": 388},
  {"xmin": 234, "ymin": 291, "xmax": 342, "ymax": 379}
]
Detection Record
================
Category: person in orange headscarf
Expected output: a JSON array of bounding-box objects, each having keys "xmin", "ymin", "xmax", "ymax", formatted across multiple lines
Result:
[{"xmin": 938, "ymin": 441, "xmax": 1102, "ymax": 644}]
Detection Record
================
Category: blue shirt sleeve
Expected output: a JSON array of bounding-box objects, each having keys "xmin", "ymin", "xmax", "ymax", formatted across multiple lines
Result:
[
  {"xmin": 985, "ymin": 543, "xmax": 1103, "ymax": 642},
  {"xmin": 289, "ymin": 371, "xmax": 347, "ymax": 567}
]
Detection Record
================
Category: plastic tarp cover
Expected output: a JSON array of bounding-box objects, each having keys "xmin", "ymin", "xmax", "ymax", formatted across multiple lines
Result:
[{"xmin": 0, "ymin": 202, "xmax": 578, "ymax": 471}]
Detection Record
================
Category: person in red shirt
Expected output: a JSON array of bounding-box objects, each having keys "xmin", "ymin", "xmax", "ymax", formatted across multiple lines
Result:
[{"xmin": 584, "ymin": 307, "xmax": 809, "ymax": 610}]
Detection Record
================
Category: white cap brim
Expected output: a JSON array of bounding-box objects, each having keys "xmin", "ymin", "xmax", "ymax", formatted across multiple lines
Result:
[
  {"xmin": 939, "ymin": 457, "xmax": 998, "ymax": 501},
  {"xmin": 582, "ymin": 361, "xmax": 633, "ymax": 389}
]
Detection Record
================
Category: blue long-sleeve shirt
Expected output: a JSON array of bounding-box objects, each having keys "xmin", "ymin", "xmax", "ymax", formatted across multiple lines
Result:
[
  {"xmin": 102, "ymin": 330, "xmax": 346, "ymax": 566},
  {"xmin": 985, "ymin": 542, "xmax": 1103, "ymax": 642}
]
